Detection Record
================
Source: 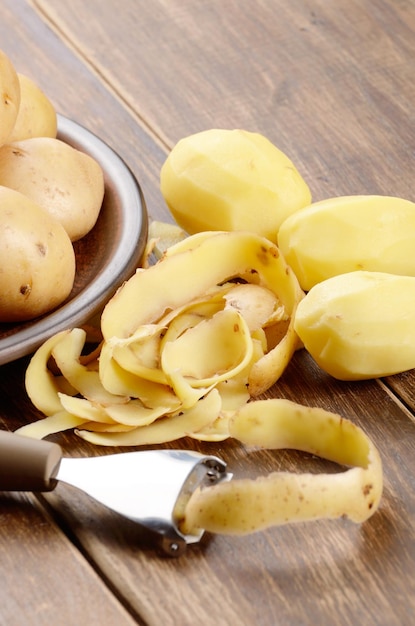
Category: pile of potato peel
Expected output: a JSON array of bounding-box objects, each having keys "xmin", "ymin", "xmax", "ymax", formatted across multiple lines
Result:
[{"xmin": 21, "ymin": 230, "xmax": 303, "ymax": 443}]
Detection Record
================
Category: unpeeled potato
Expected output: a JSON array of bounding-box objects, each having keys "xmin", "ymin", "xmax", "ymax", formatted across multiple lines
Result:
[
  {"xmin": 0, "ymin": 137, "xmax": 104, "ymax": 241},
  {"xmin": 8, "ymin": 74, "xmax": 57, "ymax": 141},
  {"xmin": 0, "ymin": 50, "xmax": 20, "ymax": 146},
  {"xmin": 0, "ymin": 186, "xmax": 75, "ymax": 322}
]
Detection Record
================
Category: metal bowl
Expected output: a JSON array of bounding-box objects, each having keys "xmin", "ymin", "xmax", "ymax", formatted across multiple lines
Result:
[{"xmin": 0, "ymin": 115, "xmax": 148, "ymax": 364}]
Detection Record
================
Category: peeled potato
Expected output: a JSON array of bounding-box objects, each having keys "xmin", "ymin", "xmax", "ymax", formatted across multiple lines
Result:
[
  {"xmin": 0, "ymin": 186, "xmax": 75, "ymax": 322},
  {"xmin": 0, "ymin": 50, "xmax": 20, "ymax": 146},
  {"xmin": 278, "ymin": 195, "xmax": 415, "ymax": 291},
  {"xmin": 160, "ymin": 128, "xmax": 311, "ymax": 242},
  {"xmin": 147, "ymin": 219, "xmax": 188, "ymax": 260},
  {"xmin": 0, "ymin": 137, "xmax": 104, "ymax": 241},
  {"xmin": 294, "ymin": 270, "xmax": 415, "ymax": 380},
  {"xmin": 8, "ymin": 74, "xmax": 57, "ymax": 141}
]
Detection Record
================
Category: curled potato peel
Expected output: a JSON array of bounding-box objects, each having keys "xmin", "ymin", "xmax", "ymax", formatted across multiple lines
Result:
[
  {"xmin": 17, "ymin": 411, "xmax": 87, "ymax": 440},
  {"xmin": 52, "ymin": 328, "xmax": 127, "ymax": 406},
  {"xmin": 161, "ymin": 309, "xmax": 253, "ymax": 388},
  {"xmin": 24, "ymin": 330, "xmax": 74, "ymax": 416},
  {"xmin": 181, "ymin": 399, "xmax": 382, "ymax": 536},
  {"xmin": 101, "ymin": 230, "xmax": 303, "ymax": 340},
  {"xmin": 101, "ymin": 230, "xmax": 304, "ymax": 398},
  {"xmin": 76, "ymin": 389, "xmax": 223, "ymax": 447},
  {"xmin": 99, "ymin": 342, "xmax": 182, "ymax": 409}
]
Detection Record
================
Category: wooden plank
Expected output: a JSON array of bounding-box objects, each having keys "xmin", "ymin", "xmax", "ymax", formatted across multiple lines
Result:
[
  {"xmin": 33, "ymin": 0, "xmax": 415, "ymax": 204},
  {"xmin": 0, "ymin": 489, "xmax": 138, "ymax": 626},
  {"xmin": 384, "ymin": 370, "xmax": 415, "ymax": 417}
]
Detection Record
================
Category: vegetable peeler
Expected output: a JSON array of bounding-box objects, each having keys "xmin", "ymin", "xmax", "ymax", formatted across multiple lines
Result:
[{"xmin": 0, "ymin": 429, "xmax": 231, "ymax": 556}]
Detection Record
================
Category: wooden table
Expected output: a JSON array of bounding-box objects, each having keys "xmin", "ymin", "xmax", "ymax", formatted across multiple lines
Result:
[{"xmin": 1, "ymin": 1, "xmax": 415, "ymax": 624}]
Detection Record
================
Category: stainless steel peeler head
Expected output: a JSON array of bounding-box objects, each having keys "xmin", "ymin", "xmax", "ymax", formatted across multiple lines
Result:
[{"xmin": 57, "ymin": 448, "xmax": 231, "ymax": 556}]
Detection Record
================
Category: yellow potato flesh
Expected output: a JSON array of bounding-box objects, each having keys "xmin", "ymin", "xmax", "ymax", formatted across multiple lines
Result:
[
  {"xmin": 8, "ymin": 74, "xmax": 57, "ymax": 141},
  {"xmin": 278, "ymin": 195, "xmax": 415, "ymax": 291},
  {"xmin": 294, "ymin": 270, "xmax": 415, "ymax": 380},
  {"xmin": 160, "ymin": 129, "xmax": 311, "ymax": 242},
  {"xmin": 0, "ymin": 186, "xmax": 75, "ymax": 322},
  {"xmin": 16, "ymin": 411, "xmax": 87, "ymax": 440},
  {"xmin": 0, "ymin": 137, "xmax": 104, "ymax": 241},
  {"xmin": 147, "ymin": 219, "xmax": 188, "ymax": 261},
  {"xmin": 0, "ymin": 50, "xmax": 20, "ymax": 146}
]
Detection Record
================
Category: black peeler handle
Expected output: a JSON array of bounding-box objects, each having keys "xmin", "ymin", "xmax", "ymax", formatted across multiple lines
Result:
[{"xmin": 0, "ymin": 429, "xmax": 62, "ymax": 492}]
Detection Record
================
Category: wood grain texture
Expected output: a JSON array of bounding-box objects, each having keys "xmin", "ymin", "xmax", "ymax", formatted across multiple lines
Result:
[
  {"xmin": 33, "ymin": 0, "xmax": 415, "ymax": 204},
  {"xmin": 1, "ymin": 0, "xmax": 415, "ymax": 624},
  {"xmin": 0, "ymin": 490, "xmax": 138, "ymax": 626}
]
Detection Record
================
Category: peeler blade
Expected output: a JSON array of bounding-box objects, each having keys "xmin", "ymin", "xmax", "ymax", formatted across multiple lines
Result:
[{"xmin": 57, "ymin": 448, "xmax": 232, "ymax": 556}]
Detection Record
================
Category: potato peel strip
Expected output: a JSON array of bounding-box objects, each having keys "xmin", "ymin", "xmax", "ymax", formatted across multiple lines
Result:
[
  {"xmin": 17, "ymin": 410, "xmax": 87, "ymax": 439},
  {"xmin": 100, "ymin": 230, "xmax": 303, "ymax": 341},
  {"xmin": 161, "ymin": 309, "xmax": 254, "ymax": 388},
  {"xmin": 76, "ymin": 388, "xmax": 222, "ymax": 446},
  {"xmin": 24, "ymin": 330, "xmax": 72, "ymax": 416},
  {"xmin": 181, "ymin": 399, "xmax": 383, "ymax": 535}
]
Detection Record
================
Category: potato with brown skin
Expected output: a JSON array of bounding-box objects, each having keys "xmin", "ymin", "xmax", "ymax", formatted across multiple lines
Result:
[
  {"xmin": 0, "ymin": 137, "xmax": 104, "ymax": 241},
  {"xmin": 0, "ymin": 186, "xmax": 75, "ymax": 322},
  {"xmin": 0, "ymin": 50, "xmax": 20, "ymax": 146},
  {"xmin": 8, "ymin": 74, "xmax": 57, "ymax": 141}
]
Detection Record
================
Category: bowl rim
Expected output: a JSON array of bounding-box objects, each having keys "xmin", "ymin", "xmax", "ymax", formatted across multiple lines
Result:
[{"xmin": 0, "ymin": 114, "xmax": 148, "ymax": 365}]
